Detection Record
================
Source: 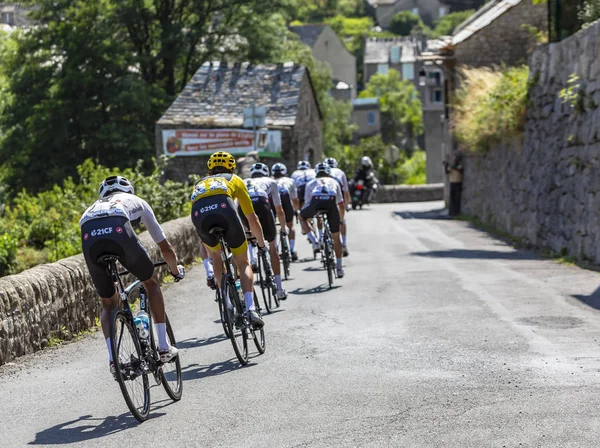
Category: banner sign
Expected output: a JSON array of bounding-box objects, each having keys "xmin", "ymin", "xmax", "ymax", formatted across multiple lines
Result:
[{"xmin": 162, "ymin": 129, "xmax": 281, "ymax": 157}]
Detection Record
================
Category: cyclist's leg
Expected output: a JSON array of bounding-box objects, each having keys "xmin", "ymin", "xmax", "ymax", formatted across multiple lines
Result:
[
  {"xmin": 282, "ymin": 195, "xmax": 297, "ymax": 255},
  {"xmin": 238, "ymin": 203, "xmax": 257, "ymax": 269},
  {"xmin": 196, "ymin": 239, "xmax": 215, "ymax": 286},
  {"xmin": 300, "ymin": 201, "xmax": 319, "ymax": 250},
  {"xmin": 327, "ymin": 202, "xmax": 344, "ymax": 275}
]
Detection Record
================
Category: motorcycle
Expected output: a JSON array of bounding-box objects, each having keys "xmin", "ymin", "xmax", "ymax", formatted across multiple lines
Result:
[{"xmin": 350, "ymin": 173, "xmax": 379, "ymax": 210}]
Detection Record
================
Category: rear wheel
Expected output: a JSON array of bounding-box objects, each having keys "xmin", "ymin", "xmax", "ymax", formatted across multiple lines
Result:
[
  {"xmin": 216, "ymin": 289, "xmax": 231, "ymax": 338},
  {"xmin": 222, "ymin": 279, "xmax": 249, "ymax": 365},
  {"xmin": 110, "ymin": 310, "xmax": 150, "ymax": 423},
  {"xmin": 158, "ymin": 315, "xmax": 183, "ymax": 401},
  {"xmin": 257, "ymin": 255, "xmax": 273, "ymax": 314},
  {"xmin": 324, "ymin": 236, "xmax": 335, "ymax": 289}
]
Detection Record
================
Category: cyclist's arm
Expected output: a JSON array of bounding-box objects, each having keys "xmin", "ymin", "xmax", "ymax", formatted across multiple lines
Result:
[
  {"xmin": 234, "ymin": 176, "xmax": 267, "ymax": 248},
  {"xmin": 246, "ymin": 213, "xmax": 267, "ymax": 248},
  {"xmin": 139, "ymin": 199, "xmax": 180, "ymax": 275},
  {"xmin": 304, "ymin": 182, "xmax": 313, "ymax": 205},
  {"xmin": 269, "ymin": 182, "xmax": 286, "ymax": 229},
  {"xmin": 342, "ymin": 173, "xmax": 351, "ymax": 204},
  {"xmin": 158, "ymin": 239, "xmax": 180, "ymax": 276},
  {"xmin": 336, "ymin": 184, "xmax": 345, "ymax": 222},
  {"xmin": 292, "ymin": 197, "xmax": 300, "ymax": 211}
]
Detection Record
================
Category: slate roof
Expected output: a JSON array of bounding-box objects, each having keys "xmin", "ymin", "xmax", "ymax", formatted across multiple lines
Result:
[
  {"xmin": 157, "ymin": 62, "xmax": 318, "ymax": 128},
  {"xmin": 364, "ymin": 37, "xmax": 419, "ymax": 64},
  {"xmin": 452, "ymin": 0, "xmax": 521, "ymax": 45},
  {"xmin": 289, "ymin": 24, "xmax": 327, "ymax": 48}
]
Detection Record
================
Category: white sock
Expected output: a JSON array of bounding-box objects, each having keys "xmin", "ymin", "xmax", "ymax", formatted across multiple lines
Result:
[
  {"xmin": 244, "ymin": 291, "xmax": 255, "ymax": 311},
  {"xmin": 106, "ymin": 338, "xmax": 113, "ymax": 362},
  {"xmin": 318, "ymin": 228, "xmax": 323, "ymax": 240},
  {"xmin": 342, "ymin": 235, "xmax": 347, "ymax": 247},
  {"xmin": 336, "ymin": 258, "xmax": 343, "ymax": 270},
  {"xmin": 274, "ymin": 274, "xmax": 283, "ymax": 292},
  {"xmin": 225, "ymin": 288, "xmax": 233, "ymax": 310},
  {"xmin": 290, "ymin": 239, "xmax": 295, "ymax": 251},
  {"xmin": 156, "ymin": 323, "xmax": 168, "ymax": 351},
  {"xmin": 307, "ymin": 231, "xmax": 317, "ymax": 244},
  {"xmin": 203, "ymin": 258, "xmax": 214, "ymax": 277},
  {"xmin": 248, "ymin": 245, "xmax": 257, "ymax": 265}
]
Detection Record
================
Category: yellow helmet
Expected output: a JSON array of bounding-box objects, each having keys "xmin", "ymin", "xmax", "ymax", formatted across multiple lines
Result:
[{"xmin": 207, "ymin": 151, "xmax": 236, "ymax": 171}]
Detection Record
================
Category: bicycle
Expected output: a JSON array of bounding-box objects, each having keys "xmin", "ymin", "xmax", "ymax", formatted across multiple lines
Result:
[
  {"xmin": 249, "ymin": 232, "xmax": 280, "ymax": 314},
  {"xmin": 278, "ymin": 224, "xmax": 292, "ymax": 280},
  {"xmin": 315, "ymin": 211, "xmax": 336, "ymax": 289},
  {"xmin": 211, "ymin": 227, "xmax": 265, "ymax": 365},
  {"xmin": 100, "ymin": 255, "xmax": 182, "ymax": 423}
]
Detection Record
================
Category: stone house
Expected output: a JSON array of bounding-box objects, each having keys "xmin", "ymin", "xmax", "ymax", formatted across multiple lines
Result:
[
  {"xmin": 290, "ymin": 24, "xmax": 357, "ymax": 99},
  {"xmin": 365, "ymin": 0, "xmax": 483, "ymax": 29},
  {"xmin": 351, "ymin": 97, "xmax": 381, "ymax": 140},
  {"xmin": 156, "ymin": 62, "xmax": 322, "ymax": 182},
  {"xmin": 449, "ymin": 0, "xmax": 547, "ymax": 68},
  {"xmin": 0, "ymin": 4, "xmax": 34, "ymax": 28}
]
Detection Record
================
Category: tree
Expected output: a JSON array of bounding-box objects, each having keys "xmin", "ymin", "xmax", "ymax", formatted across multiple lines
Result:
[
  {"xmin": 360, "ymin": 70, "xmax": 423, "ymax": 147},
  {"xmin": 389, "ymin": 11, "xmax": 430, "ymax": 36},
  {"xmin": 432, "ymin": 10, "xmax": 474, "ymax": 36}
]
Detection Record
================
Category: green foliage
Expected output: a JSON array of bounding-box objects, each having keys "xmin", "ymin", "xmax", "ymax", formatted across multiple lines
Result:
[
  {"xmin": 397, "ymin": 151, "xmax": 426, "ymax": 185},
  {"xmin": 291, "ymin": 0, "xmax": 364, "ymax": 22},
  {"xmin": 360, "ymin": 70, "xmax": 423, "ymax": 146},
  {"xmin": 389, "ymin": 11, "xmax": 430, "ymax": 37},
  {"xmin": 453, "ymin": 66, "xmax": 530, "ymax": 152},
  {"xmin": 579, "ymin": 0, "xmax": 600, "ymax": 25},
  {"xmin": 432, "ymin": 10, "xmax": 474, "ymax": 36},
  {"xmin": 0, "ymin": 157, "xmax": 191, "ymax": 275}
]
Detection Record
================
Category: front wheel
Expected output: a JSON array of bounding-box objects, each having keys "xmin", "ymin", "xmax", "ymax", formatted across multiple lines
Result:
[
  {"xmin": 110, "ymin": 310, "xmax": 150, "ymax": 423},
  {"xmin": 158, "ymin": 315, "xmax": 183, "ymax": 401}
]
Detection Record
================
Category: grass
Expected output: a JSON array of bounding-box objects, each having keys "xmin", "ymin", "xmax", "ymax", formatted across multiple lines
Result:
[{"xmin": 452, "ymin": 66, "xmax": 530, "ymax": 153}]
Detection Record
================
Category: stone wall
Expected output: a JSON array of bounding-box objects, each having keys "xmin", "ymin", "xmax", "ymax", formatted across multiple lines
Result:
[
  {"xmin": 292, "ymin": 75, "xmax": 323, "ymax": 167},
  {"xmin": 376, "ymin": 184, "xmax": 444, "ymax": 203},
  {"xmin": 454, "ymin": 0, "xmax": 547, "ymax": 68},
  {"xmin": 462, "ymin": 20, "xmax": 600, "ymax": 262},
  {"xmin": 0, "ymin": 217, "xmax": 202, "ymax": 366}
]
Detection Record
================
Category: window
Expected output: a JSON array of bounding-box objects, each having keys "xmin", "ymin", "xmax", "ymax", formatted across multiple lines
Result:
[
  {"xmin": 368, "ymin": 112, "xmax": 376, "ymax": 126},
  {"xmin": 428, "ymin": 71, "xmax": 442, "ymax": 86},
  {"xmin": 402, "ymin": 63, "xmax": 414, "ymax": 80},
  {"xmin": 430, "ymin": 89, "xmax": 443, "ymax": 104},
  {"xmin": 439, "ymin": 7, "xmax": 447, "ymax": 17},
  {"xmin": 390, "ymin": 46, "xmax": 401, "ymax": 64},
  {"xmin": 377, "ymin": 64, "xmax": 389, "ymax": 75},
  {"xmin": 412, "ymin": 8, "xmax": 419, "ymax": 16},
  {"xmin": 1, "ymin": 12, "xmax": 14, "ymax": 25}
]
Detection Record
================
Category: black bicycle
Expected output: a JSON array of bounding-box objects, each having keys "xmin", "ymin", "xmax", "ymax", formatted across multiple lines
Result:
[
  {"xmin": 250, "ymin": 233, "xmax": 280, "ymax": 314},
  {"xmin": 211, "ymin": 227, "xmax": 265, "ymax": 365},
  {"xmin": 278, "ymin": 225, "xmax": 292, "ymax": 280},
  {"xmin": 100, "ymin": 255, "xmax": 182, "ymax": 423},
  {"xmin": 316, "ymin": 212, "xmax": 336, "ymax": 289}
]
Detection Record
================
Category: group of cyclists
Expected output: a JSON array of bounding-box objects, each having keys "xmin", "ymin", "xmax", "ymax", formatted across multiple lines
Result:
[{"xmin": 78, "ymin": 150, "xmax": 358, "ymax": 376}]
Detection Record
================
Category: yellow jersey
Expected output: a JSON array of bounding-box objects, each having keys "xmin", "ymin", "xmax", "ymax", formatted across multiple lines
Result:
[{"xmin": 191, "ymin": 173, "xmax": 254, "ymax": 216}]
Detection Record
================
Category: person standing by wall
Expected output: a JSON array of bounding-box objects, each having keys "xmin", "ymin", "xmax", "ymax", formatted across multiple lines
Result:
[{"xmin": 444, "ymin": 150, "xmax": 464, "ymax": 217}]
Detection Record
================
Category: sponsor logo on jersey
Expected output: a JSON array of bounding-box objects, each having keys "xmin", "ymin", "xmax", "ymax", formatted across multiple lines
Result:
[
  {"xmin": 90, "ymin": 227, "xmax": 113, "ymax": 237},
  {"xmin": 198, "ymin": 204, "xmax": 219, "ymax": 214},
  {"xmin": 83, "ymin": 233, "xmax": 89, "ymax": 241},
  {"xmin": 194, "ymin": 211, "xmax": 199, "ymax": 217},
  {"xmin": 221, "ymin": 203, "xmax": 227, "ymax": 208},
  {"xmin": 116, "ymin": 227, "xmax": 123, "ymax": 234},
  {"xmin": 130, "ymin": 206, "xmax": 143, "ymax": 214}
]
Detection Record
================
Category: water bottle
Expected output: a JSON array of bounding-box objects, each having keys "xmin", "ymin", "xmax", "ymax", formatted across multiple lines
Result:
[
  {"xmin": 235, "ymin": 279, "xmax": 242, "ymax": 295},
  {"xmin": 134, "ymin": 311, "xmax": 150, "ymax": 341}
]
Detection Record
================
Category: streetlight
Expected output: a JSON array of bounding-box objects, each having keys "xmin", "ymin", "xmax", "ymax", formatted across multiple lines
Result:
[{"xmin": 418, "ymin": 68, "xmax": 427, "ymax": 87}]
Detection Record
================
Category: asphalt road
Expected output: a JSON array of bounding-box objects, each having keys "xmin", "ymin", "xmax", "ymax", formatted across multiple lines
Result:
[{"xmin": 3, "ymin": 201, "xmax": 600, "ymax": 447}]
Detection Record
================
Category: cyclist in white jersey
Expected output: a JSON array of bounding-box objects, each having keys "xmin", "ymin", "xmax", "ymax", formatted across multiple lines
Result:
[
  {"xmin": 271, "ymin": 162, "xmax": 300, "ymax": 261},
  {"xmin": 239, "ymin": 163, "xmax": 288, "ymax": 300},
  {"xmin": 300, "ymin": 163, "xmax": 346, "ymax": 277},
  {"xmin": 80, "ymin": 176, "xmax": 185, "ymax": 376},
  {"xmin": 291, "ymin": 161, "xmax": 319, "ymax": 254},
  {"xmin": 324, "ymin": 157, "xmax": 351, "ymax": 257}
]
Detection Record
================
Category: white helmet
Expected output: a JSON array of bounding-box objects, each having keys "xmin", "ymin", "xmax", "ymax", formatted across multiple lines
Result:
[
  {"xmin": 323, "ymin": 157, "xmax": 338, "ymax": 168},
  {"xmin": 297, "ymin": 160, "xmax": 311, "ymax": 170},
  {"xmin": 315, "ymin": 162, "xmax": 331, "ymax": 176},
  {"xmin": 250, "ymin": 162, "xmax": 269, "ymax": 177},
  {"xmin": 360, "ymin": 156, "xmax": 373, "ymax": 168},
  {"xmin": 271, "ymin": 163, "xmax": 287, "ymax": 176},
  {"xmin": 99, "ymin": 176, "xmax": 134, "ymax": 198}
]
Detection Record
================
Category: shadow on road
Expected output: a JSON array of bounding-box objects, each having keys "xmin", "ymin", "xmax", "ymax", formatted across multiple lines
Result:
[
  {"xmin": 411, "ymin": 249, "xmax": 538, "ymax": 261},
  {"xmin": 296, "ymin": 257, "xmax": 318, "ymax": 264},
  {"xmin": 289, "ymin": 285, "xmax": 340, "ymax": 295},
  {"xmin": 29, "ymin": 400, "xmax": 173, "ymax": 445},
  {"xmin": 573, "ymin": 287, "xmax": 600, "ymax": 310},
  {"xmin": 177, "ymin": 334, "xmax": 228, "ymax": 349},
  {"xmin": 181, "ymin": 358, "xmax": 254, "ymax": 381},
  {"xmin": 393, "ymin": 208, "xmax": 448, "ymax": 220},
  {"xmin": 303, "ymin": 266, "xmax": 324, "ymax": 272}
]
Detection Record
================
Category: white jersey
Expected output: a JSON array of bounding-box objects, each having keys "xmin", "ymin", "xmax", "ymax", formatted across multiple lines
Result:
[
  {"xmin": 244, "ymin": 176, "xmax": 282, "ymax": 207},
  {"xmin": 304, "ymin": 177, "xmax": 343, "ymax": 205},
  {"xmin": 275, "ymin": 176, "xmax": 298, "ymax": 200},
  {"xmin": 291, "ymin": 169, "xmax": 316, "ymax": 188},
  {"xmin": 79, "ymin": 193, "xmax": 166, "ymax": 243},
  {"xmin": 330, "ymin": 167, "xmax": 349, "ymax": 194}
]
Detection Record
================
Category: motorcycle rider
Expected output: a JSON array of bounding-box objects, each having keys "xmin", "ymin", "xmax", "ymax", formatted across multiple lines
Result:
[{"xmin": 353, "ymin": 156, "xmax": 378, "ymax": 204}]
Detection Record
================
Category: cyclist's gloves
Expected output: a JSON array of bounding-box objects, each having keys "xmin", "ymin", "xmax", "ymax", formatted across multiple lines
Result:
[
  {"xmin": 257, "ymin": 243, "xmax": 269, "ymax": 255},
  {"xmin": 172, "ymin": 265, "xmax": 185, "ymax": 282}
]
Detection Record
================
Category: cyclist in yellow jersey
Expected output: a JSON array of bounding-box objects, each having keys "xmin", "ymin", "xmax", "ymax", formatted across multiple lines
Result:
[{"xmin": 190, "ymin": 151, "xmax": 268, "ymax": 329}]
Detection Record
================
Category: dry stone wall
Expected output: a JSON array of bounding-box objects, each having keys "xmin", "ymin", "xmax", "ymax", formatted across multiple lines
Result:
[
  {"xmin": 0, "ymin": 216, "xmax": 202, "ymax": 366},
  {"xmin": 376, "ymin": 184, "xmax": 444, "ymax": 203},
  {"xmin": 462, "ymin": 21, "xmax": 600, "ymax": 262}
]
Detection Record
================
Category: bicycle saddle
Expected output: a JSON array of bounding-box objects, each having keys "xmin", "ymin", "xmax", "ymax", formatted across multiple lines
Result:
[
  {"xmin": 208, "ymin": 226, "xmax": 226, "ymax": 235},
  {"xmin": 96, "ymin": 254, "xmax": 120, "ymax": 264}
]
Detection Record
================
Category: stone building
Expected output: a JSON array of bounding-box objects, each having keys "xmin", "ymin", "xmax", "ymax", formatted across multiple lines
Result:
[
  {"xmin": 290, "ymin": 24, "xmax": 357, "ymax": 99},
  {"xmin": 449, "ymin": 0, "xmax": 547, "ymax": 68},
  {"xmin": 156, "ymin": 62, "xmax": 322, "ymax": 181},
  {"xmin": 351, "ymin": 97, "xmax": 381, "ymax": 140}
]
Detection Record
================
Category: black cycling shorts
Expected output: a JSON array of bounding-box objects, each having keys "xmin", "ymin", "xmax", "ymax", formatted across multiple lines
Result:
[
  {"xmin": 192, "ymin": 195, "xmax": 247, "ymax": 255},
  {"xmin": 270, "ymin": 192, "xmax": 295, "ymax": 223},
  {"xmin": 298, "ymin": 185, "xmax": 306, "ymax": 207},
  {"xmin": 300, "ymin": 196, "xmax": 341, "ymax": 233},
  {"xmin": 239, "ymin": 197, "xmax": 277, "ymax": 242},
  {"xmin": 81, "ymin": 216, "xmax": 154, "ymax": 298}
]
